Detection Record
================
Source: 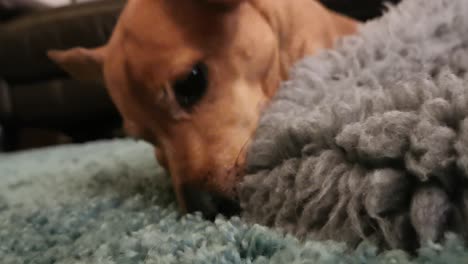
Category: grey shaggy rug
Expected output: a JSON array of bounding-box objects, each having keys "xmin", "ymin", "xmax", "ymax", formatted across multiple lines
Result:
[{"xmin": 240, "ymin": 0, "xmax": 468, "ymax": 252}]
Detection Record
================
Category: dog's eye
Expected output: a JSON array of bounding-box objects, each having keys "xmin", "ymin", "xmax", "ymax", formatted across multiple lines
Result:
[{"xmin": 173, "ymin": 62, "xmax": 208, "ymax": 109}]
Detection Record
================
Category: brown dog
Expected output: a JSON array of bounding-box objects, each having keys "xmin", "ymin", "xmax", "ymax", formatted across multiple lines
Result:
[{"xmin": 48, "ymin": 0, "xmax": 358, "ymax": 212}]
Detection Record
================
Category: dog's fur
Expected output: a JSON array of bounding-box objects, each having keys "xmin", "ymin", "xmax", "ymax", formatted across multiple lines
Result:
[{"xmin": 48, "ymin": 0, "xmax": 357, "ymax": 212}]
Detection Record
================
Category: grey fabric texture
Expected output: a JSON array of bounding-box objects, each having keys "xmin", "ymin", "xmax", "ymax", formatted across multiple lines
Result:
[
  {"xmin": 2, "ymin": 140, "xmax": 468, "ymax": 263},
  {"xmin": 240, "ymin": 0, "xmax": 468, "ymax": 251}
]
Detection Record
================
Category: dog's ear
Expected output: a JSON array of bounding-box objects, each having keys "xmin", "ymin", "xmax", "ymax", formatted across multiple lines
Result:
[{"xmin": 47, "ymin": 46, "xmax": 106, "ymax": 81}]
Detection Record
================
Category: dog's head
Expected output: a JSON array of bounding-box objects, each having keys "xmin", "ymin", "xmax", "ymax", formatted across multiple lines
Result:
[{"xmin": 48, "ymin": 0, "xmax": 357, "ymax": 212}]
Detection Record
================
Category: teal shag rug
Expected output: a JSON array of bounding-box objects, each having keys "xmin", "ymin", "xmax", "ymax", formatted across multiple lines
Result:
[{"xmin": 1, "ymin": 139, "xmax": 467, "ymax": 263}]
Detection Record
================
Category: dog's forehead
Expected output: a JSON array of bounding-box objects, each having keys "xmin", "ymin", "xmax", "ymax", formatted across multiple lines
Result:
[
  {"xmin": 120, "ymin": 0, "xmax": 232, "ymax": 36},
  {"xmin": 119, "ymin": 0, "xmax": 185, "ymax": 46},
  {"xmin": 109, "ymin": 2, "xmax": 196, "ymax": 83},
  {"xmin": 112, "ymin": 0, "xmax": 236, "ymax": 81}
]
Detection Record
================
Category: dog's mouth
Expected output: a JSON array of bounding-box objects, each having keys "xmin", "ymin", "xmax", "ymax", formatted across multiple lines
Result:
[
  {"xmin": 182, "ymin": 185, "xmax": 241, "ymax": 220},
  {"xmin": 187, "ymin": 133, "xmax": 253, "ymax": 219},
  {"xmin": 177, "ymin": 161, "xmax": 247, "ymax": 220}
]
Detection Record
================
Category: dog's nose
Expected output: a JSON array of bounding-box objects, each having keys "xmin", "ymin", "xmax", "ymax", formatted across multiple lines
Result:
[{"xmin": 182, "ymin": 185, "xmax": 241, "ymax": 220}]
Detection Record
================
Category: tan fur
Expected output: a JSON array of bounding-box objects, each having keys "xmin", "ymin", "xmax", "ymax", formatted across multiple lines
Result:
[{"xmin": 48, "ymin": 0, "xmax": 358, "ymax": 212}]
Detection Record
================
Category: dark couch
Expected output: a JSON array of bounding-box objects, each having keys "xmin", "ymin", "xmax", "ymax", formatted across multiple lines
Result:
[{"xmin": 0, "ymin": 0, "xmax": 125, "ymax": 151}]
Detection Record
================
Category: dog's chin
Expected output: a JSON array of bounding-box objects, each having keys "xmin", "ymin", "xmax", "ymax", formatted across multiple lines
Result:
[{"xmin": 182, "ymin": 185, "xmax": 241, "ymax": 220}]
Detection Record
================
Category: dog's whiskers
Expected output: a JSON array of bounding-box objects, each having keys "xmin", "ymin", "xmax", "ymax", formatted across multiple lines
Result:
[{"xmin": 233, "ymin": 134, "xmax": 252, "ymax": 171}]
